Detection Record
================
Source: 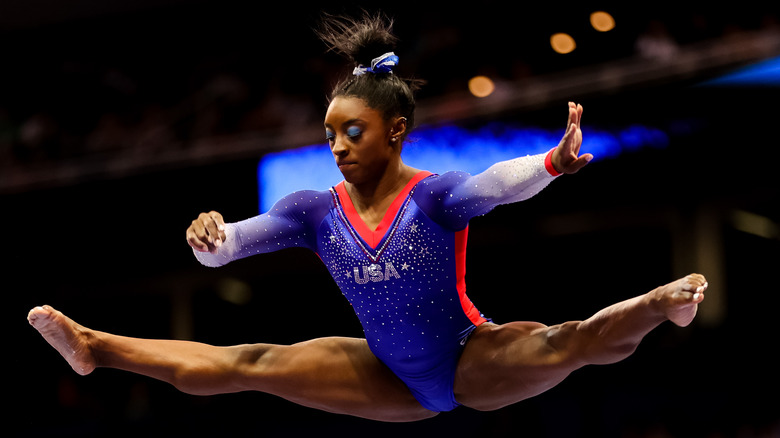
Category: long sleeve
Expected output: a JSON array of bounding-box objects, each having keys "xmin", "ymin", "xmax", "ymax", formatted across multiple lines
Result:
[
  {"xmin": 415, "ymin": 151, "xmax": 558, "ymax": 230},
  {"xmin": 193, "ymin": 190, "xmax": 330, "ymax": 267}
]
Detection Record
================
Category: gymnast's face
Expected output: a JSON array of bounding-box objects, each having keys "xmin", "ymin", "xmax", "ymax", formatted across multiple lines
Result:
[{"xmin": 324, "ymin": 96, "xmax": 402, "ymax": 184}]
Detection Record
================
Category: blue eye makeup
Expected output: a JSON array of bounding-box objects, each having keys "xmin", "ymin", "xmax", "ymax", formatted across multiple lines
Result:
[{"xmin": 325, "ymin": 125, "xmax": 363, "ymax": 143}]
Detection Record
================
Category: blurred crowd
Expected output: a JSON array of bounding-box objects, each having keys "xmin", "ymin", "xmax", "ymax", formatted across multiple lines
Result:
[{"xmin": 0, "ymin": 6, "xmax": 777, "ymax": 184}]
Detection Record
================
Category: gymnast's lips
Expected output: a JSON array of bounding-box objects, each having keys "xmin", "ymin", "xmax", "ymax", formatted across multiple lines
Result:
[{"xmin": 337, "ymin": 160, "xmax": 357, "ymax": 170}]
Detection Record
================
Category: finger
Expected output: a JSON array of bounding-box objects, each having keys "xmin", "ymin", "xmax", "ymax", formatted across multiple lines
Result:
[
  {"xmin": 582, "ymin": 152, "xmax": 593, "ymax": 162},
  {"xmin": 209, "ymin": 211, "xmax": 224, "ymax": 226},
  {"xmin": 561, "ymin": 152, "xmax": 592, "ymax": 174},
  {"xmin": 187, "ymin": 219, "xmax": 211, "ymax": 252},
  {"xmin": 563, "ymin": 102, "xmax": 574, "ymax": 131},
  {"xmin": 568, "ymin": 102, "xmax": 576, "ymax": 129},
  {"xmin": 570, "ymin": 125, "xmax": 583, "ymax": 155},
  {"xmin": 204, "ymin": 217, "xmax": 223, "ymax": 248},
  {"xmin": 194, "ymin": 212, "xmax": 213, "ymax": 244},
  {"xmin": 562, "ymin": 123, "xmax": 578, "ymax": 153},
  {"xmin": 189, "ymin": 239, "xmax": 210, "ymax": 252},
  {"xmin": 573, "ymin": 103, "xmax": 581, "ymax": 127},
  {"xmin": 209, "ymin": 211, "xmax": 227, "ymax": 242},
  {"xmin": 198, "ymin": 211, "xmax": 224, "ymax": 243},
  {"xmin": 564, "ymin": 154, "xmax": 592, "ymax": 174},
  {"xmin": 187, "ymin": 231, "xmax": 210, "ymax": 252}
]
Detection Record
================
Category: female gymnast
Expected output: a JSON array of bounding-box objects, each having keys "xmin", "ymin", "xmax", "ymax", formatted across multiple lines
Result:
[{"xmin": 28, "ymin": 13, "xmax": 707, "ymax": 422}]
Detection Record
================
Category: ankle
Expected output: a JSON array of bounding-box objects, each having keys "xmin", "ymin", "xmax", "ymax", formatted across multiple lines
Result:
[
  {"xmin": 644, "ymin": 288, "xmax": 671, "ymax": 322},
  {"xmin": 82, "ymin": 329, "xmax": 104, "ymax": 367}
]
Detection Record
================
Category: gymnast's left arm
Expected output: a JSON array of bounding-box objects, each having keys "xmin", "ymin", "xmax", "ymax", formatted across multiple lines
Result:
[
  {"xmin": 469, "ymin": 101, "xmax": 591, "ymax": 205},
  {"xmin": 418, "ymin": 103, "xmax": 592, "ymax": 229}
]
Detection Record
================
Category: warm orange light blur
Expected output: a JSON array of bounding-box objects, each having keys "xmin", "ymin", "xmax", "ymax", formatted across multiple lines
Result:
[
  {"xmin": 468, "ymin": 75, "xmax": 495, "ymax": 97},
  {"xmin": 590, "ymin": 11, "xmax": 615, "ymax": 32},
  {"xmin": 550, "ymin": 33, "xmax": 576, "ymax": 54}
]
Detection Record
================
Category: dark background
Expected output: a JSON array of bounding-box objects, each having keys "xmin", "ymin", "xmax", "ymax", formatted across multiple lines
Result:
[{"xmin": 4, "ymin": 2, "xmax": 779, "ymax": 437}]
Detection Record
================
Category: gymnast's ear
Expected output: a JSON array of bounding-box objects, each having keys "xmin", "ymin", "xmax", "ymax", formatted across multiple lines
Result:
[{"xmin": 389, "ymin": 116, "xmax": 407, "ymax": 144}]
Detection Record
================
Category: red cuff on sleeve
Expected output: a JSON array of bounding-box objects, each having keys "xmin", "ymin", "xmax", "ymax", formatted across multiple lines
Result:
[{"xmin": 544, "ymin": 148, "xmax": 562, "ymax": 176}]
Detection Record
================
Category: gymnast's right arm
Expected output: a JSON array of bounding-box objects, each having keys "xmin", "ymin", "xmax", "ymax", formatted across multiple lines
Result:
[{"xmin": 186, "ymin": 190, "xmax": 326, "ymax": 267}]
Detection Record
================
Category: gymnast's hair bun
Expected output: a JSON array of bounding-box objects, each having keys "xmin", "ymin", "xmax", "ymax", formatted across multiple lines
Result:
[{"xmin": 317, "ymin": 11, "xmax": 398, "ymax": 72}]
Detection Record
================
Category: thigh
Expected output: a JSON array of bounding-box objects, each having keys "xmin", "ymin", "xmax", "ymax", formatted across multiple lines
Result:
[
  {"xmin": 241, "ymin": 336, "xmax": 437, "ymax": 422},
  {"xmin": 453, "ymin": 322, "xmax": 583, "ymax": 411}
]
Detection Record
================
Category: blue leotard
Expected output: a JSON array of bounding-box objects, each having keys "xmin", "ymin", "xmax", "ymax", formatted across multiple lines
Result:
[{"xmin": 195, "ymin": 151, "xmax": 558, "ymax": 411}]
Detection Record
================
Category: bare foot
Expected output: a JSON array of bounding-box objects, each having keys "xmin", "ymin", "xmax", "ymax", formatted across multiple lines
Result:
[
  {"xmin": 655, "ymin": 274, "xmax": 708, "ymax": 327},
  {"xmin": 28, "ymin": 305, "xmax": 96, "ymax": 375}
]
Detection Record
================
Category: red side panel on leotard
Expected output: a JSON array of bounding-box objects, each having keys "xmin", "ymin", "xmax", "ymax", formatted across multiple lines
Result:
[{"xmin": 455, "ymin": 226, "xmax": 487, "ymax": 326}]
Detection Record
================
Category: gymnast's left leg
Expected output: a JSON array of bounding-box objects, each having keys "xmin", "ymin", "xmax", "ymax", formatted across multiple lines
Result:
[{"xmin": 453, "ymin": 274, "xmax": 707, "ymax": 411}]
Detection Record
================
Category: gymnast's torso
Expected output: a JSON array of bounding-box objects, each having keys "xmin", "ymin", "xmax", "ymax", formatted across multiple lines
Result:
[{"xmin": 194, "ymin": 151, "xmax": 558, "ymax": 410}]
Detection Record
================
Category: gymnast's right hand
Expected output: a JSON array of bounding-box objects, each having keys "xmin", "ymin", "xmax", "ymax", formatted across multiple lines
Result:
[{"xmin": 186, "ymin": 211, "xmax": 227, "ymax": 254}]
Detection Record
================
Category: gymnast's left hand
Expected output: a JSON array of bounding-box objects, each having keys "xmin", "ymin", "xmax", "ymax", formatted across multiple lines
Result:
[{"xmin": 551, "ymin": 102, "xmax": 592, "ymax": 174}]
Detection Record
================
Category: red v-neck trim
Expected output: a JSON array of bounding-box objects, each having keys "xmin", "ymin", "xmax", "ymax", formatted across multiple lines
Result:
[{"xmin": 335, "ymin": 171, "xmax": 432, "ymax": 249}]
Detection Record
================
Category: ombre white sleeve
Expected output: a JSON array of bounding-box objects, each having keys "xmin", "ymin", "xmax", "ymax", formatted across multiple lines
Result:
[
  {"xmin": 416, "ymin": 152, "xmax": 558, "ymax": 230},
  {"xmin": 193, "ymin": 190, "xmax": 329, "ymax": 267},
  {"xmin": 466, "ymin": 151, "xmax": 557, "ymax": 207}
]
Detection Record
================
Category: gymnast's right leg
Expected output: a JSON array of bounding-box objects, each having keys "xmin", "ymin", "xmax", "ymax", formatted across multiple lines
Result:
[{"xmin": 27, "ymin": 305, "xmax": 435, "ymax": 422}]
